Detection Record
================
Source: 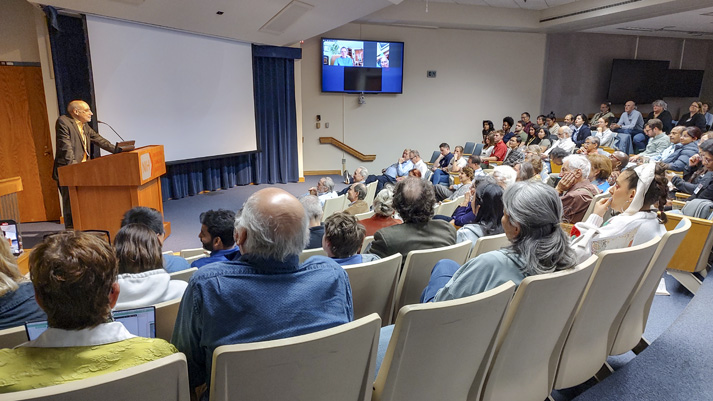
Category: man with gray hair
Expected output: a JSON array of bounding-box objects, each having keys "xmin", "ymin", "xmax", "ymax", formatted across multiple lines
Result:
[
  {"xmin": 309, "ymin": 176, "xmax": 337, "ymax": 206},
  {"xmin": 300, "ymin": 195, "xmax": 325, "ymax": 249},
  {"xmin": 544, "ymin": 125, "xmax": 576, "ymax": 157},
  {"xmin": 344, "ymin": 183, "xmax": 369, "ymax": 215},
  {"xmin": 556, "ymin": 154, "xmax": 599, "ymax": 223},
  {"xmin": 172, "ymin": 188, "xmax": 353, "ymax": 399},
  {"xmin": 338, "ymin": 166, "xmax": 369, "ymax": 196}
]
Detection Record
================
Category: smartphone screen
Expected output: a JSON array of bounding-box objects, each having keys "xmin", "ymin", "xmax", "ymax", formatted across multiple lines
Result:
[{"xmin": 0, "ymin": 220, "xmax": 22, "ymax": 256}]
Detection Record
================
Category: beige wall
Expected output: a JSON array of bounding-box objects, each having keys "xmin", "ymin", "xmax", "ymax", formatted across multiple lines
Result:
[
  {"xmin": 300, "ymin": 23, "xmax": 547, "ymax": 174},
  {"xmin": 0, "ymin": 0, "xmax": 41, "ymax": 62}
]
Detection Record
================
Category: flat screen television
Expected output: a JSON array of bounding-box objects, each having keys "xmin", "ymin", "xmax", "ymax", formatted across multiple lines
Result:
[
  {"xmin": 321, "ymin": 38, "xmax": 404, "ymax": 94},
  {"xmin": 607, "ymin": 59, "xmax": 669, "ymax": 104},
  {"xmin": 665, "ymin": 69, "xmax": 704, "ymax": 98}
]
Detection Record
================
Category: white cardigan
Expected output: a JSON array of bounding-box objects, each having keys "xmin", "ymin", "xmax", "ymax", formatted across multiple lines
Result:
[{"xmin": 115, "ymin": 269, "xmax": 187, "ymax": 310}]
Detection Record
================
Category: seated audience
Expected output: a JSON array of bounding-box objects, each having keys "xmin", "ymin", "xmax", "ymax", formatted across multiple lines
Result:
[
  {"xmin": 515, "ymin": 161, "xmax": 539, "ymax": 182},
  {"xmin": 556, "ymin": 155, "xmax": 600, "ymax": 223},
  {"xmin": 191, "ymin": 209, "xmax": 240, "ymax": 268},
  {"xmin": 121, "ymin": 206, "xmax": 190, "ymax": 273},
  {"xmin": 521, "ymin": 112, "xmax": 534, "ymax": 135},
  {"xmin": 447, "ymin": 145, "xmax": 468, "ymax": 173},
  {"xmin": 482, "ymin": 130, "xmax": 508, "ymax": 163},
  {"xmin": 366, "ymin": 149, "xmax": 413, "ymax": 193},
  {"xmin": 492, "ymin": 165, "xmax": 517, "ymax": 188},
  {"xmin": 408, "ymin": 150, "xmax": 429, "ymax": 178},
  {"xmin": 422, "ymin": 181, "xmax": 577, "ymax": 302},
  {"xmin": 368, "ymin": 178, "xmax": 456, "ymax": 260},
  {"xmin": 572, "ymin": 163, "xmax": 668, "ymax": 263},
  {"xmin": 612, "ymin": 100, "xmax": 644, "ymax": 154},
  {"xmin": 502, "ymin": 117, "xmax": 515, "ymax": 142},
  {"xmin": 451, "ymin": 184, "xmax": 478, "ymax": 227},
  {"xmin": 662, "ymin": 126, "xmax": 698, "ymax": 172},
  {"xmin": 576, "ymin": 136, "xmax": 607, "ymax": 156},
  {"xmin": 468, "ymin": 155, "xmax": 486, "ymax": 177},
  {"xmin": 344, "ymin": 183, "xmax": 369, "ymax": 215},
  {"xmin": 647, "ymin": 99, "xmax": 673, "ymax": 134},
  {"xmin": 630, "ymin": 119, "xmax": 669, "ymax": 161},
  {"xmin": 430, "ymin": 143, "xmax": 455, "ymax": 185},
  {"xmin": 668, "ymin": 139, "xmax": 713, "ymax": 202},
  {"xmin": 481, "ymin": 132, "xmax": 495, "ymax": 158},
  {"xmin": 571, "ymin": 113, "xmax": 591, "ymax": 148},
  {"xmin": 0, "ymin": 232, "xmax": 176, "ymax": 393},
  {"xmin": 323, "ymin": 212, "xmax": 380, "ymax": 266},
  {"xmin": 587, "ymin": 154, "xmax": 613, "ymax": 192},
  {"xmin": 455, "ymin": 180, "xmax": 505, "ymax": 249},
  {"xmin": 703, "ymin": 101, "xmax": 713, "ymax": 130},
  {"xmin": 592, "ymin": 116, "xmax": 615, "ymax": 148},
  {"xmin": 589, "ymin": 102, "xmax": 615, "ymax": 126},
  {"xmin": 172, "ymin": 188, "xmax": 353, "ymax": 399},
  {"xmin": 546, "ymin": 112, "xmax": 561, "ymax": 139},
  {"xmin": 546, "ymin": 147, "xmax": 571, "ymax": 176},
  {"xmin": 607, "ymin": 150, "xmax": 630, "ymax": 187},
  {"xmin": 337, "ymin": 166, "xmax": 368, "ymax": 195},
  {"xmin": 114, "ymin": 224, "xmax": 188, "ymax": 310},
  {"xmin": 530, "ymin": 126, "xmax": 551, "ymax": 151},
  {"xmin": 0, "ymin": 239, "xmax": 45, "ymax": 330},
  {"xmin": 299, "ymin": 195, "xmax": 324, "ymax": 249},
  {"xmin": 544, "ymin": 126, "xmax": 575, "ymax": 156},
  {"xmin": 563, "ymin": 113, "xmax": 575, "ymax": 130},
  {"xmin": 359, "ymin": 188, "xmax": 402, "ymax": 237},
  {"xmin": 308, "ymin": 176, "xmax": 338, "ymax": 207},
  {"xmin": 482, "ymin": 120, "xmax": 495, "ymax": 143},
  {"xmin": 536, "ymin": 114, "xmax": 547, "ymax": 128},
  {"xmin": 434, "ymin": 166, "xmax": 475, "ymax": 202},
  {"xmin": 512, "ymin": 120, "xmax": 527, "ymax": 143},
  {"xmin": 678, "ymin": 101, "xmax": 707, "ymax": 132},
  {"xmin": 502, "ymin": 136, "xmax": 525, "ymax": 167}
]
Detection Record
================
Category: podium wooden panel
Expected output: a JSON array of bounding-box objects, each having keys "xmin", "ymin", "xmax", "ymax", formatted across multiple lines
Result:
[
  {"xmin": 57, "ymin": 145, "xmax": 170, "ymax": 241},
  {"xmin": 0, "ymin": 177, "xmax": 23, "ymax": 222}
]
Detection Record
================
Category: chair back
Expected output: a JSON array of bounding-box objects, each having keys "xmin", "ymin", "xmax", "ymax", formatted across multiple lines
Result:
[
  {"xmin": 435, "ymin": 196, "xmax": 463, "ymax": 218},
  {"xmin": 322, "ymin": 195, "xmax": 346, "ymax": 222},
  {"xmin": 344, "ymin": 253, "xmax": 402, "ymax": 324},
  {"xmin": 209, "ymin": 314, "xmax": 381, "ymax": 401},
  {"xmin": 428, "ymin": 150, "xmax": 440, "ymax": 164},
  {"xmin": 393, "ymin": 241, "xmax": 472, "ymax": 316},
  {"xmin": 664, "ymin": 212, "xmax": 713, "ymax": 274},
  {"xmin": 169, "ymin": 267, "xmax": 198, "ymax": 283},
  {"xmin": 468, "ymin": 233, "xmax": 510, "ymax": 260},
  {"xmin": 180, "ymin": 248, "xmax": 207, "ymax": 258},
  {"xmin": 373, "ymin": 282, "xmax": 515, "ymax": 401},
  {"xmin": 0, "ymin": 325, "xmax": 26, "ymax": 349},
  {"xmin": 479, "ymin": 257, "xmax": 596, "ymax": 401},
  {"xmin": 155, "ymin": 297, "xmax": 183, "ymax": 342},
  {"xmin": 473, "ymin": 143, "xmax": 484, "ymax": 157},
  {"xmin": 299, "ymin": 247, "xmax": 328, "ymax": 264},
  {"xmin": 184, "ymin": 254, "xmax": 206, "ymax": 264},
  {"xmin": 609, "ymin": 218, "xmax": 690, "ymax": 355},
  {"xmin": 5, "ymin": 353, "xmax": 189, "ymax": 401},
  {"xmin": 354, "ymin": 210, "xmax": 375, "ymax": 221},
  {"xmin": 550, "ymin": 161, "xmax": 562, "ymax": 174},
  {"xmin": 553, "ymin": 237, "xmax": 661, "ymax": 389},
  {"xmin": 364, "ymin": 181, "xmax": 378, "ymax": 208},
  {"xmin": 581, "ymin": 192, "xmax": 612, "ymax": 222},
  {"xmin": 361, "ymin": 235, "xmax": 375, "ymax": 253},
  {"xmin": 463, "ymin": 142, "xmax": 476, "ymax": 156}
]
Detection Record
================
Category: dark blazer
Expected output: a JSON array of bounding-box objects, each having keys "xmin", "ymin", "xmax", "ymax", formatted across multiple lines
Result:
[
  {"xmin": 678, "ymin": 113, "xmax": 707, "ymax": 132},
  {"xmin": 368, "ymin": 219, "xmax": 456, "ymax": 263},
  {"xmin": 663, "ymin": 142, "xmax": 698, "ymax": 172},
  {"xmin": 53, "ymin": 115, "xmax": 116, "ymax": 181},
  {"xmin": 571, "ymin": 125, "xmax": 591, "ymax": 148},
  {"xmin": 647, "ymin": 110, "xmax": 673, "ymax": 134}
]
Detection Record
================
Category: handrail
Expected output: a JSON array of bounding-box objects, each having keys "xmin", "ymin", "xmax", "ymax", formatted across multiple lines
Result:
[{"xmin": 319, "ymin": 137, "xmax": 376, "ymax": 162}]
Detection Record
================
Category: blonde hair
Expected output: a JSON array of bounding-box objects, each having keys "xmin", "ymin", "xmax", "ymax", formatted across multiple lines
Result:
[{"xmin": 0, "ymin": 239, "xmax": 25, "ymax": 296}]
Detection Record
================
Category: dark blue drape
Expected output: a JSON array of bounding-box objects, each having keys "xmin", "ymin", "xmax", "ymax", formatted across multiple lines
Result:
[{"xmin": 160, "ymin": 44, "xmax": 302, "ymax": 200}]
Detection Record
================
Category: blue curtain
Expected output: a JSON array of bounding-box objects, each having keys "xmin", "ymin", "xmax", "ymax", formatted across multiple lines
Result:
[{"xmin": 161, "ymin": 44, "xmax": 302, "ymax": 200}]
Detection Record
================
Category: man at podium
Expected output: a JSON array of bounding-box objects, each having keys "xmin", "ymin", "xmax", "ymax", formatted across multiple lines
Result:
[{"xmin": 53, "ymin": 100, "xmax": 117, "ymax": 228}]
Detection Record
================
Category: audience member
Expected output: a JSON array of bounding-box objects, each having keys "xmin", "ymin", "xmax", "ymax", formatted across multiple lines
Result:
[
  {"xmin": 337, "ymin": 166, "xmax": 368, "ymax": 195},
  {"xmin": 172, "ymin": 188, "xmax": 353, "ymax": 399},
  {"xmin": 492, "ymin": 165, "xmax": 517, "ymax": 188},
  {"xmin": 513, "ymin": 120, "xmax": 528, "ymax": 143},
  {"xmin": 366, "ymin": 149, "xmax": 414, "ymax": 193},
  {"xmin": 668, "ymin": 139, "xmax": 713, "ymax": 202},
  {"xmin": 576, "ymin": 136, "xmax": 607, "ymax": 156},
  {"xmin": 344, "ymin": 183, "xmax": 369, "ymax": 215},
  {"xmin": 630, "ymin": 119, "xmax": 670, "ymax": 162},
  {"xmin": 367, "ymin": 178, "xmax": 456, "ymax": 260},
  {"xmin": 408, "ymin": 150, "xmax": 429, "ymax": 178},
  {"xmin": 121, "ymin": 206, "xmax": 190, "ymax": 273},
  {"xmin": 556, "ymin": 154, "xmax": 600, "ymax": 223},
  {"xmin": 589, "ymin": 102, "xmax": 615, "ymax": 126},
  {"xmin": 323, "ymin": 212, "xmax": 380, "ymax": 266},
  {"xmin": 521, "ymin": 112, "xmax": 533, "ymax": 135},
  {"xmin": 607, "ymin": 150, "xmax": 630, "ymax": 187},
  {"xmin": 515, "ymin": 161, "xmax": 539, "ymax": 182},
  {"xmin": 524, "ymin": 124, "xmax": 540, "ymax": 146},
  {"xmin": 467, "ymin": 155, "xmax": 486, "ymax": 177},
  {"xmin": 451, "ymin": 182, "xmax": 478, "ymax": 227},
  {"xmin": 0, "ymin": 239, "xmax": 45, "ymax": 330},
  {"xmin": 502, "ymin": 136, "xmax": 525, "ymax": 167},
  {"xmin": 359, "ymin": 188, "xmax": 402, "ymax": 237},
  {"xmin": 571, "ymin": 113, "xmax": 591, "ymax": 148},
  {"xmin": 482, "ymin": 120, "xmax": 495, "ymax": 143},
  {"xmin": 702, "ymin": 102, "xmax": 713, "ymax": 130},
  {"xmin": 455, "ymin": 180, "xmax": 505, "ymax": 249},
  {"xmin": 544, "ymin": 126, "xmax": 576, "ymax": 156},
  {"xmin": 482, "ymin": 130, "xmax": 508, "ymax": 162},
  {"xmin": 563, "ymin": 114, "xmax": 575, "ymax": 130},
  {"xmin": 409, "ymin": 168, "xmax": 422, "ymax": 178},
  {"xmin": 114, "ymin": 224, "xmax": 188, "ymax": 310},
  {"xmin": 546, "ymin": 112, "xmax": 561, "ymax": 139},
  {"xmin": 536, "ymin": 114, "xmax": 546, "ymax": 128},
  {"xmin": 308, "ymin": 176, "xmax": 338, "ymax": 207},
  {"xmin": 546, "ymin": 147, "xmax": 570, "ymax": 177},
  {"xmin": 434, "ymin": 166, "xmax": 475, "ymax": 202},
  {"xmin": 592, "ymin": 117, "xmax": 615, "ymax": 148},
  {"xmin": 612, "ymin": 100, "xmax": 644, "ymax": 154},
  {"xmin": 572, "ymin": 163, "xmax": 668, "ymax": 263},
  {"xmin": 481, "ymin": 132, "xmax": 496, "ymax": 158},
  {"xmin": 448, "ymin": 145, "xmax": 468, "ymax": 173},
  {"xmin": 647, "ymin": 99, "xmax": 673, "ymax": 134},
  {"xmin": 0, "ymin": 232, "xmax": 176, "ymax": 393},
  {"xmin": 191, "ymin": 209, "xmax": 240, "ymax": 268},
  {"xmin": 502, "ymin": 117, "xmax": 514, "ymax": 142},
  {"xmin": 587, "ymin": 154, "xmax": 613, "ymax": 192},
  {"xmin": 678, "ymin": 101, "xmax": 707, "ymax": 132},
  {"xmin": 430, "ymin": 143, "xmax": 455, "ymax": 185},
  {"xmin": 661, "ymin": 126, "xmax": 697, "ymax": 172},
  {"xmin": 300, "ymin": 195, "xmax": 324, "ymax": 249},
  {"xmin": 533, "ymin": 126, "xmax": 552, "ymax": 151},
  {"xmin": 422, "ymin": 181, "xmax": 577, "ymax": 302}
]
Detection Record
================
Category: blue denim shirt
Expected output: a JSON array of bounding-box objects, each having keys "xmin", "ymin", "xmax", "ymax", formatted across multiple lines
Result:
[
  {"xmin": 171, "ymin": 254, "xmax": 353, "ymax": 392},
  {"xmin": 190, "ymin": 246, "xmax": 241, "ymax": 268},
  {"xmin": 0, "ymin": 282, "xmax": 46, "ymax": 330}
]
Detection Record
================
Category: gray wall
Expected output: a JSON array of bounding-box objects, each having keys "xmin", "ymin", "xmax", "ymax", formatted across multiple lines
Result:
[{"xmin": 542, "ymin": 33, "xmax": 713, "ymax": 120}]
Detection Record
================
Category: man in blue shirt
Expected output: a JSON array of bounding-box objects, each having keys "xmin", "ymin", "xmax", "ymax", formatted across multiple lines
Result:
[
  {"xmin": 121, "ymin": 206, "xmax": 190, "ymax": 273},
  {"xmin": 612, "ymin": 100, "xmax": 644, "ymax": 154},
  {"xmin": 172, "ymin": 188, "xmax": 353, "ymax": 400},
  {"xmin": 365, "ymin": 148, "xmax": 414, "ymax": 193},
  {"xmin": 191, "ymin": 209, "xmax": 241, "ymax": 268},
  {"xmin": 333, "ymin": 47, "xmax": 354, "ymax": 66}
]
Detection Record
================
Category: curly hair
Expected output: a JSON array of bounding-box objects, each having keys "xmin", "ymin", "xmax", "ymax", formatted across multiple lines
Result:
[
  {"xmin": 393, "ymin": 177, "xmax": 435, "ymax": 224},
  {"xmin": 30, "ymin": 231, "xmax": 118, "ymax": 330},
  {"xmin": 324, "ymin": 212, "xmax": 365, "ymax": 258}
]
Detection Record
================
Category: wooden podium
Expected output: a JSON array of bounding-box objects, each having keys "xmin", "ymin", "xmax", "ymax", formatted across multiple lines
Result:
[{"xmin": 58, "ymin": 145, "xmax": 170, "ymax": 240}]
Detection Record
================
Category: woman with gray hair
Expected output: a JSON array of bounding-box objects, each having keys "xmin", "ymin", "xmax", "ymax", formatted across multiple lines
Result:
[
  {"xmin": 421, "ymin": 181, "xmax": 577, "ymax": 302},
  {"xmin": 357, "ymin": 188, "xmax": 403, "ymax": 237},
  {"xmin": 647, "ymin": 99, "xmax": 673, "ymax": 134}
]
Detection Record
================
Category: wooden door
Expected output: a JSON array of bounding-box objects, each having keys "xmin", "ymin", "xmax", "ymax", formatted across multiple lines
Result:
[{"xmin": 0, "ymin": 65, "xmax": 60, "ymax": 222}]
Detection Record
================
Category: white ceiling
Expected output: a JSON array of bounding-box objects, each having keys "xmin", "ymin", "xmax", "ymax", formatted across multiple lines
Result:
[{"xmin": 30, "ymin": 0, "xmax": 713, "ymax": 44}]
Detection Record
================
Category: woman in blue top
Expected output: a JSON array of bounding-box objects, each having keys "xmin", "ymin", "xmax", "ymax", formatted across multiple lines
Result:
[{"xmin": 0, "ymin": 237, "xmax": 46, "ymax": 330}]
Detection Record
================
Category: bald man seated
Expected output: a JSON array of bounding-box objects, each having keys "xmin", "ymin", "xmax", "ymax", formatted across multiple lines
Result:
[{"xmin": 171, "ymin": 188, "xmax": 354, "ymax": 400}]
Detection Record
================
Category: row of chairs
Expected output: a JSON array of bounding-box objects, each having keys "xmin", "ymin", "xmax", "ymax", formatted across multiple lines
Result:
[{"xmin": 5, "ymin": 218, "xmax": 688, "ymax": 400}]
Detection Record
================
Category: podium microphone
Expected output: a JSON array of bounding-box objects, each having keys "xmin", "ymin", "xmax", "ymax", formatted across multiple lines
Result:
[{"xmin": 97, "ymin": 120, "xmax": 126, "ymax": 142}]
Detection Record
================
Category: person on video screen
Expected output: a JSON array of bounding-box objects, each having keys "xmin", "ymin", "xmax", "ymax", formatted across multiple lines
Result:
[
  {"xmin": 334, "ymin": 47, "xmax": 354, "ymax": 66},
  {"xmin": 379, "ymin": 56, "xmax": 389, "ymax": 68}
]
